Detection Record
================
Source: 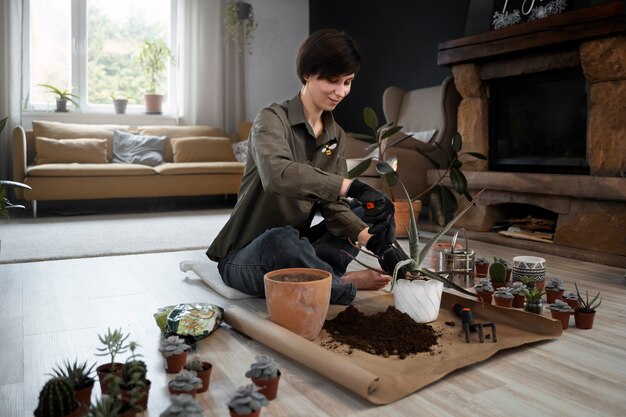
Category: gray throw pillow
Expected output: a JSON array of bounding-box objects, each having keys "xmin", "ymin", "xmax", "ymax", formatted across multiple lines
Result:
[{"xmin": 113, "ymin": 130, "xmax": 166, "ymax": 166}]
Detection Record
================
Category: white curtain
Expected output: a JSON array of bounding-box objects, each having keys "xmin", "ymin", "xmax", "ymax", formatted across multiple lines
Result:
[
  {"xmin": 177, "ymin": 0, "xmax": 246, "ymax": 137},
  {"xmin": 0, "ymin": 0, "xmax": 23, "ymax": 180}
]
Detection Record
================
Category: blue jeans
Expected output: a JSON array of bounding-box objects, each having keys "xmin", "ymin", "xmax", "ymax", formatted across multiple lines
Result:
[{"xmin": 217, "ymin": 226, "xmax": 359, "ymax": 305}]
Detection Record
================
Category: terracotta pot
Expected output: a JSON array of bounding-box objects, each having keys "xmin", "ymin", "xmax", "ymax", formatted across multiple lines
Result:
[
  {"xmin": 394, "ymin": 278, "xmax": 444, "ymax": 323},
  {"xmin": 264, "ymin": 268, "xmax": 332, "ymax": 340},
  {"xmin": 494, "ymin": 297, "xmax": 513, "ymax": 308},
  {"xmin": 36, "ymin": 406, "xmax": 83, "ymax": 417},
  {"xmin": 144, "ymin": 94, "xmax": 164, "ymax": 114},
  {"xmin": 74, "ymin": 380, "xmax": 95, "ymax": 412},
  {"xmin": 165, "ymin": 352, "xmax": 188, "ymax": 374},
  {"xmin": 546, "ymin": 290, "xmax": 564, "ymax": 304},
  {"xmin": 168, "ymin": 387, "xmax": 197, "ymax": 397},
  {"xmin": 393, "ymin": 199, "xmax": 422, "ymax": 237},
  {"xmin": 229, "ymin": 408, "xmax": 261, "ymax": 417},
  {"xmin": 476, "ymin": 291, "xmax": 492, "ymax": 304},
  {"xmin": 574, "ymin": 310, "xmax": 596, "ymax": 329},
  {"xmin": 564, "ymin": 298, "xmax": 580, "ymax": 310},
  {"xmin": 492, "ymin": 281, "xmax": 508, "ymax": 289},
  {"xmin": 121, "ymin": 380, "xmax": 151, "ymax": 411},
  {"xmin": 475, "ymin": 263, "xmax": 489, "ymax": 278},
  {"xmin": 186, "ymin": 362, "xmax": 212, "ymax": 393},
  {"xmin": 512, "ymin": 294, "xmax": 525, "ymax": 308},
  {"xmin": 550, "ymin": 310, "xmax": 571, "ymax": 330},
  {"xmin": 96, "ymin": 363, "xmax": 124, "ymax": 395},
  {"xmin": 251, "ymin": 370, "xmax": 280, "ymax": 400}
]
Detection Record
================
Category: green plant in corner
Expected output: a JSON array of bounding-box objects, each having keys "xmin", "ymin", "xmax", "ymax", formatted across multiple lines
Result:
[
  {"xmin": 223, "ymin": 1, "xmax": 258, "ymax": 53},
  {"xmin": 136, "ymin": 38, "xmax": 175, "ymax": 94},
  {"xmin": 575, "ymin": 282, "xmax": 602, "ymax": 312}
]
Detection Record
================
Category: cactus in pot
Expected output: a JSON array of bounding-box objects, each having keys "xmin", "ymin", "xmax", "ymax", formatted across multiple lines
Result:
[
  {"xmin": 168, "ymin": 369, "xmax": 203, "ymax": 397},
  {"xmin": 34, "ymin": 377, "xmax": 79, "ymax": 417},
  {"xmin": 489, "ymin": 257, "xmax": 509, "ymax": 288},
  {"xmin": 160, "ymin": 394, "xmax": 204, "ymax": 417},
  {"xmin": 227, "ymin": 384, "xmax": 269, "ymax": 417},
  {"xmin": 159, "ymin": 335, "xmax": 191, "ymax": 373},
  {"xmin": 49, "ymin": 359, "xmax": 96, "ymax": 412},
  {"xmin": 245, "ymin": 355, "xmax": 281, "ymax": 400}
]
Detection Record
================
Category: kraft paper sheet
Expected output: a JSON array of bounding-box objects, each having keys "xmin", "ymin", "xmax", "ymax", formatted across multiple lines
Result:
[{"xmin": 224, "ymin": 292, "xmax": 562, "ymax": 404}]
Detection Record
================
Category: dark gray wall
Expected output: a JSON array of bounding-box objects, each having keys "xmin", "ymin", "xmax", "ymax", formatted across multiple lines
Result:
[{"xmin": 309, "ymin": 0, "xmax": 470, "ymax": 132}]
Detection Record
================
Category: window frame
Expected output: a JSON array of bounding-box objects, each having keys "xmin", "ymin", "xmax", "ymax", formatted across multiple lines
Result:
[{"xmin": 22, "ymin": 0, "xmax": 178, "ymax": 118}]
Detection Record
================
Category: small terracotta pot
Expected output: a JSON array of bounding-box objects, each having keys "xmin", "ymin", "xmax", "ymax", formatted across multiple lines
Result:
[
  {"xmin": 96, "ymin": 363, "xmax": 124, "ymax": 395},
  {"xmin": 476, "ymin": 291, "xmax": 492, "ymax": 304},
  {"xmin": 186, "ymin": 362, "xmax": 212, "ymax": 393},
  {"xmin": 546, "ymin": 290, "xmax": 564, "ymax": 304},
  {"xmin": 121, "ymin": 380, "xmax": 151, "ymax": 411},
  {"xmin": 550, "ymin": 310, "xmax": 571, "ymax": 330},
  {"xmin": 251, "ymin": 370, "xmax": 281, "ymax": 400},
  {"xmin": 475, "ymin": 263, "xmax": 489, "ymax": 278},
  {"xmin": 492, "ymin": 281, "xmax": 508, "ymax": 289},
  {"xmin": 574, "ymin": 310, "xmax": 596, "ymax": 329},
  {"xmin": 74, "ymin": 380, "xmax": 94, "ymax": 412},
  {"xmin": 229, "ymin": 408, "xmax": 261, "ymax": 417},
  {"xmin": 165, "ymin": 352, "xmax": 188, "ymax": 374},
  {"xmin": 168, "ymin": 387, "xmax": 197, "ymax": 397},
  {"xmin": 564, "ymin": 298, "xmax": 580, "ymax": 310},
  {"xmin": 494, "ymin": 297, "xmax": 513, "ymax": 308},
  {"xmin": 512, "ymin": 294, "xmax": 525, "ymax": 308}
]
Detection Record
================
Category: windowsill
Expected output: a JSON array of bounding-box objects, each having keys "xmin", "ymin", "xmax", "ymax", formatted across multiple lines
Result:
[{"xmin": 20, "ymin": 111, "xmax": 179, "ymax": 129}]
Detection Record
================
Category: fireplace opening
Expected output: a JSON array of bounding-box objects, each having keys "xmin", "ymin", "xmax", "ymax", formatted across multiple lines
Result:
[
  {"xmin": 489, "ymin": 203, "xmax": 558, "ymax": 243},
  {"xmin": 488, "ymin": 68, "xmax": 590, "ymax": 175}
]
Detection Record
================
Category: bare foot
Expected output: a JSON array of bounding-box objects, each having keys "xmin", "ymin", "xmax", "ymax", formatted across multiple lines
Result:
[{"xmin": 340, "ymin": 270, "xmax": 391, "ymax": 290}]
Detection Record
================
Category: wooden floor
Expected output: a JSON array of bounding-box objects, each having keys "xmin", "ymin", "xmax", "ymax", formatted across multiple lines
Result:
[{"xmin": 1, "ymin": 237, "xmax": 625, "ymax": 417}]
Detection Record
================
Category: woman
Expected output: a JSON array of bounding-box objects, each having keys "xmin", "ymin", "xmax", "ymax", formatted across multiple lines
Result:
[{"xmin": 207, "ymin": 29, "xmax": 399, "ymax": 305}]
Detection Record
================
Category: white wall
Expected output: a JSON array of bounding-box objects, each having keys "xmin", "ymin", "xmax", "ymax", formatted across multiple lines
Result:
[{"xmin": 244, "ymin": 0, "xmax": 308, "ymax": 121}]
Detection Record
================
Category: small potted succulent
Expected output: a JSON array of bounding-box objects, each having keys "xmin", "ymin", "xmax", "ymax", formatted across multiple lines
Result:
[
  {"xmin": 184, "ymin": 354, "xmax": 213, "ymax": 393},
  {"xmin": 493, "ymin": 287, "xmax": 514, "ymax": 307},
  {"xmin": 160, "ymin": 394, "xmax": 204, "ymax": 417},
  {"xmin": 85, "ymin": 396, "xmax": 122, "ymax": 417},
  {"xmin": 245, "ymin": 355, "xmax": 281, "ymax": 400},
  {"xmin": 509, "ymin": 281, "xmax": 527, "ymax": 308},
  {"xmin": 523, "ymin": 286, "xmax": 545, "ymax": 314},
  {"xmin": 574, "ymin": 283, "xmax": 602, "ymax": 329},
  {"xmin": 49, "ymin": 359, "xmax": 96, "ymax": 413},
  {"xmin": 159, "ymin": 335, "xmax": 191, "ymax": 374},
  {"xmin": 473, "ymin": 278, "xmax": 494, "ymax": 304},
  {"xmin": 563, "ymin": 291, "xmax": 580, "ymax": 310},
  {"xmin": 474, "ymin": 256, "xmax": 490, "ymax": 278},
  {"xmin": 227, "ymin": 384, "xmax": 269, "ymax": 417},
  {"xmin": 121, "ymin": 341, "xmax": 151, "ymax": 411},
  {"xmin": 549, "ymin": 299, "xmax": 574, "ymax": 330},
  {"xmin": 168, "ymin": 369, "xmax": 203, "ymax": 397},
  {"xmin": 545, "ymin": 277, "xmax": 566, "ymax": 303},
  {"xmin": 489, "ymin": 257, "xmax": 509, "ymax": 289},
  {"xmin": 94, "ymin": 327, "xmax": 130, "ymax": 394},
  {"xmin": 34, "ymin": 377, "xmax": 80, "ymax": 417}
]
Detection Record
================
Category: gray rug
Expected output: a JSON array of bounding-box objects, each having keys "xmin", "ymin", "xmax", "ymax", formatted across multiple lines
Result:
[{"xmin": 0, "ymin": 208, "xmax": 231, "ymax": 263}]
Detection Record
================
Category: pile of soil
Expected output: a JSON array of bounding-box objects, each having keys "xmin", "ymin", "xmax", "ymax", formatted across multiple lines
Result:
[{"xmin": 322, "ymin": 305, "xmax": 440, "ymax": 359}]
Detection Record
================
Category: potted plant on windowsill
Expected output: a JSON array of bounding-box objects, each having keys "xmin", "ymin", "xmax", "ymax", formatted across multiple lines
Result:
[
  {"xmin": 38, "ymin": 84, "xmax": 80, "ymax": 112},
  {"xmin": 574, "ymin": 283, "xmax": 601, "ymax": 329},
  {"xmin": 110, "ymin": 93, "xmax": 133, "ymax": 115},
  {"xmin": 136, "ymin": 38, "xmax": 175, "ymax": 115}
]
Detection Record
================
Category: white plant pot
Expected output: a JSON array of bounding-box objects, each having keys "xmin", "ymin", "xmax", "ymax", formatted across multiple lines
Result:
[{"xmin": 393, "ymin": 279, "xmax": 444, "ymax": 323}]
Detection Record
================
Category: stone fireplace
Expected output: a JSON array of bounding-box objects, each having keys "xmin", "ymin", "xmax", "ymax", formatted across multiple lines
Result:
[{"xmin": 435, "ymin": 1, "xmax": 626, "ymax": 265}]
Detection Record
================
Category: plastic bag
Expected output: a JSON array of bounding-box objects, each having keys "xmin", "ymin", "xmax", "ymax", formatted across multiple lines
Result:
[{"xmin": 154, "ymin": 303, "xmax": 224, "ymax": 345}]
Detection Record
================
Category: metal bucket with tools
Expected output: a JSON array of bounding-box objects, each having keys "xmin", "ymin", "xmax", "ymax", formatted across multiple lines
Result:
[{"xmin": 439, "ymin": 228, "xmax": 476, "ymax": 288}]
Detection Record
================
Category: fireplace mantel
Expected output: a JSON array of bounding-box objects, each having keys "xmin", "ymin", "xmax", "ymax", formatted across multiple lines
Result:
[{"xmin": 432, "ymin": 0, "xmax": 626, "ymax": 265}]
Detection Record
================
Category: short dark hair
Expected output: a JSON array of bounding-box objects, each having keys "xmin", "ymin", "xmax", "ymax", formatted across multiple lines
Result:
[{"xmin": 296, "ymin": 29, "xmax": 361, "ymax": 84}]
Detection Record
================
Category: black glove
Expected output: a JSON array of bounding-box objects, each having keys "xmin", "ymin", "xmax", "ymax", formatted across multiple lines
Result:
[
  {"xmin": 365, "ymin": 230, "xmax": 411, "ymax": 278},
  {"xmin": 347, "ymin": 179, "xmax": 394, "ymax": 226}
]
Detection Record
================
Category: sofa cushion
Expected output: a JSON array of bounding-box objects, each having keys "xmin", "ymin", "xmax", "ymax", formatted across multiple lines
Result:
[
  {"xmin": 231, "ymin": 140, "xmax": 248, "ymax": 162},
  {"xmin": 112, "ymin": 130, "xmax": 166, "ymax": 167},
  {"xmin": 35, "ymin": 137, "xmax": 108, "ymax": 165},
  {"xmin": 27, "ymin": 163, "xmax": 157, "ymax": 177},
  {"xmin": 170, "ymin": 136, "xmax": 237, "ymax": 163},
  {"xmin": 32, "ymin": 120, "xmax": 130, "ymax": 161},
  {"xmin": 137, "ymin": 125, "xmax": 224, "ymax": 162},
  {"xmin": 155, "ymin": 162, "xmax": 245, "ymax": 176}
]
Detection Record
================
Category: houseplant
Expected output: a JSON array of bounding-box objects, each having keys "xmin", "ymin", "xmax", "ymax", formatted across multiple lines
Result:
[
  {"xmin": 168, "ymin": 369, "xmax": 203, "ymax": 397},
  {"xmin": 94, "ymin": 327, "xmax": 130, "ymax": 394},
  {"xmin": 545, "ymin": 277, "xmax": 566, "ymax": 303},
  {"xmin": 522, "ymin": 286, "xmax": 545, "ymax": 314},
  {"xmin": 493, "ymin": 287, "xmax": 513, "ymax": 307},
  {"xmin": 136, "ymin": 38, "xmax": 175, "ymax": 114},
  {"xmin": 184, "ymin": 354, "xmax": 212, "ymax": 393},
  {"xmin": 120, "ymin": 341, "xmax": 150, "ymax": 411},
  {"xmin": 563, "ymin": 291, "xmax": 580, "ymax": 310},
  {"xmin": 110, "ymin": 93, "xmax": 132, "ymax": 115},
  {"xmin": 509, "ymin": 281, "xmax": 527, "ymax": 308},
  {"xmin": 475, "ymin": 256, "xmax": 490, "ymax": 278},
  {"xmin": 38, "ymin": 84, "xmax": 80, "ymax": 112},
  {"xmin": 473, "ymin": 278, "xmax": 494, "ymax": 304},
  {"xmin": 159, "ymin": 335, "xmax": 191, "ymax": 373},
  {"xmin": 574, "ymin": 282, "xmax": 601, "ymax": 329},
  {"xmin": 245, "ymin": 355, "xmax": 280, "ymax": 401},
  {"xmin": 160, "ymin": 394, "xmax": 204, "ymax": 417},
  {"xmin": 227, "ymin": 384, "xmax": 269, "ymax": 417},
  {"xmin": 223, "ymin": 1, "xmax": 258, "ymax": 53},
  {"xmin": 549, "ymin": 299, "xmax": 574, "ymax": 330},
  {"xmin": 34, "ymin": 377, "xmax": 80, "ymax": 417},
  {"xmin": 488, "ymin": 257, "xmax": 508, "ymax": 288},
  {"xmin": 85, "ymin": 396, "xmax": 122, "ymax": 417},
  {"xmin": 49, "ymin": 359, "xmax": 96, "ymax": 412}
]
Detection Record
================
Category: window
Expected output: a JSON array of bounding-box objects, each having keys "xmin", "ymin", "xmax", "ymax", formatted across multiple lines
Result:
[{"xmin": 25, "ymin": 0, "xmax": 177, "ymax": 114}]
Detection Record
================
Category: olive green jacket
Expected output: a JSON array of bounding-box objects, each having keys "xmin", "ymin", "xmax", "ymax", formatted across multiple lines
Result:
[{"xmin": 207, "ymin": 93, "xmax": 367, "ymax": 261}]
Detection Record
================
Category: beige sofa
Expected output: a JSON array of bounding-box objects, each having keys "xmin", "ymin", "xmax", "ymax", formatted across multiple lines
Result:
[{"xmin": 12, "ymin": 121, "xmax": 246, "ymax": 216}]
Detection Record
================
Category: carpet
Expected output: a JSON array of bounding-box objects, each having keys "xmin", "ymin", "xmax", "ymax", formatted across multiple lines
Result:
[{"xmin": 0, "ymin": 208, "xmax": 231, "ymax": 264}]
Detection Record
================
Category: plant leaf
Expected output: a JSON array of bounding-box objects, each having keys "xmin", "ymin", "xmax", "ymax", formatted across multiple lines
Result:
[
  {"xmin": 363, "ymin": 107, "xmax": 379, "ymax": 132},
  {"xmin": 349, "ymin": 132, "xmax": 377, "ymax": 144},
  {"xmin": 417, "ymin": 267, "xmax": 477, "ymax": 299},
  {"xmin": 0, "ymin": 117, "xmax": 7, "ymax": 133},
  {"xmin": 347, "ymin": 158, "xmax": 373, "ymax": 179},
  {"xmin": 390, "ymin": 258, "xmax": 416, "ymax": 291},
  {"xmin": 380, "ymin": 125, "xmax": 402, "ymax": 140},
  {"xmin": 449, "ymin": 167, "xmax": 468, "ymax": 194},
  {"xmin": 451, "ymin": 132, "xmax": 462, "ymax": 153},
  {"xmin": 376, "ymin": 161, "xmax": 399, "ymax": 188},
  {"xmin": 429, "ymin": 186, "xmax": 458, "ymax": 226},
  {"xmin": 466, "ymin": 151, "xmax": 487, "ymax": 160},
  {"xmin": 386, "ymin": 133, "xmax": 415, "ymax": 149}
]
